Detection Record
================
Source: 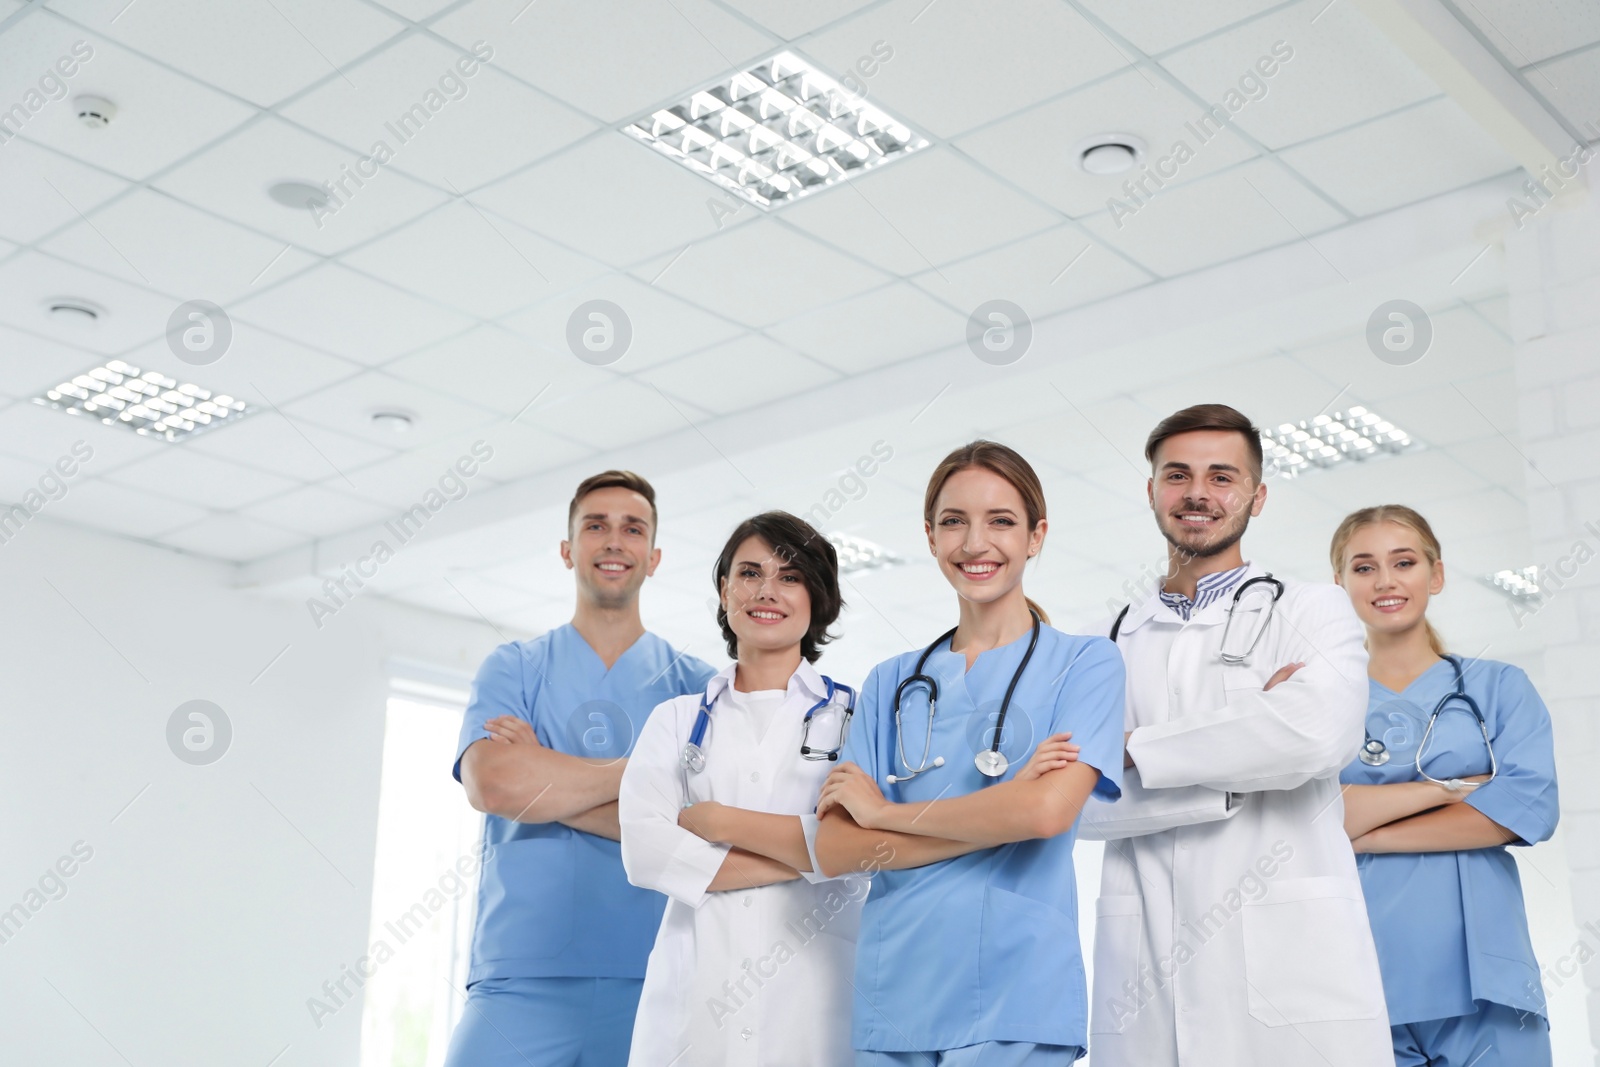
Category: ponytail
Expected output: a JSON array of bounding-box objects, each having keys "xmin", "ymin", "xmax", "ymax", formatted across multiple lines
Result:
[{"xmin": 1024, "ymin": 595, "xmax": 1051, "ymax": 627}]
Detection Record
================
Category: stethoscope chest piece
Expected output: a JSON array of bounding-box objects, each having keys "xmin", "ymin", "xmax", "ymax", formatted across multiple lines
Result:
[
  {"xmin": 681, "ymin": 741, "xmax": 707, "ymax": 774},
  {"xmin": 1358, "ymin": 737, "xmax": 1390, "ymax": 766},
  {"xmin": 974, "ymin": 748, "xmax": 1009, "ymax": 778}
]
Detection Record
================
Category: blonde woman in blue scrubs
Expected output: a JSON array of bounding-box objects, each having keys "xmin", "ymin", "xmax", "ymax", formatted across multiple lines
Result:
[
  {"xmin": 1333, "ymin": 505, "xmax": 1559, "ymax": 1067},
  {"xmin": 815, "ymin": 440, "xmax": 1125, "ymax": 1066}
]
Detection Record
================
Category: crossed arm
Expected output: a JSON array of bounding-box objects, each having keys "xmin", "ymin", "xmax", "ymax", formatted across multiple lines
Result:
[
  {"xmin": 458, "ymin": 715, "xmax": 628, "ymax": 839},
  {"xmin": 1342, "ymin": 775, "xmax": 1511, "ymax": 853}
]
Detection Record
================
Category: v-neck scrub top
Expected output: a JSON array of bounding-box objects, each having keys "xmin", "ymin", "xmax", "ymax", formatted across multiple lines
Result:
[
  {"xmin": 1338, "ymin": 657, "xmax": 1559, "ymax": 1024},
  {"xmin": 841, "ymin": 624, "xmax": 1126, "ymax": 1053},
  {"xmin": 453, "ymin": 623, "xmax": 715, "ymax": 984}
]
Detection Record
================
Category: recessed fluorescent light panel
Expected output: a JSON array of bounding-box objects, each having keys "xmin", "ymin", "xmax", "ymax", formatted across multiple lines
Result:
[
  {"xmin": 1260, "ymin": 406, "xmax": 1418, "ymax": 479},
  {"xmin": 34, "ymin": 359, "xmax": 251, "ymax": 443},
  {"xmin": 1486, "ymin": 566, "xmax": 1540, "ymax": 600},
  {"xmin": 622, "ymin": 51, "xmax": 929, "ymax": 209},
  {"xmin": 829, "ymin": 532, "xmax": 905, "ymax": 575}
]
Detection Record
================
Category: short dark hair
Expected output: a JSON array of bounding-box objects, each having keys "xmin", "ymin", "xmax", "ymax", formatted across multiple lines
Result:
[
  {"xmin": 712, "ymin": 511, "xmax": 842, "ymax": 663},
  {"xmin": 567, "ymin": 470, "xmax": 658, "ymax": 541},
  {"xmin": 1144, "ymin": 403, "xmax": 1264, "ymax": 483}
]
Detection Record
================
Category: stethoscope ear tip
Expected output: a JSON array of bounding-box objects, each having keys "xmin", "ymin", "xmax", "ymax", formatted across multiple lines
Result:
[{"xmin": 931, "ymin": 756, "xmax": 945, "ymax": 768}]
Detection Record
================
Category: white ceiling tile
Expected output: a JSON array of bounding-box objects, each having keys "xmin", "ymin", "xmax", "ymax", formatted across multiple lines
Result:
[
  {"xmin": 909, "ymin": 224, "xmax": 1154, "ymax": 321},
  {"xmin": 953, "ymin": 68, "xmax": 1260, "ymax": 218},
  {"xmin": 472, "ymin": 419, "xmax": 596, "ymax": 483},
  {"xmin": 0, "ymin": 251, "xmax": 174, "ymax": 354},
  {"xmin": 1074, "ymin": 0, "xmax": 1287, "ymax": 55},
  {"xmin": 635, "ymin": 218, "xmax": 888, "ymax": 327},
  {"xmin": 800, "ymin": 0, "xmax": 1129, "ymax": 138},
  {"xmin": 637, "ymin": 335, "xmax": 838, "ymax": 415},
  {"xmin": 280, "ymin": 33, "xmax": 597, "ymax": 190},
  {"xmin": 1288, "ymin": 306, "xmax": 1512, "ymax": 401},
  {"xmin": 106, "ymin": 446, "xmax": 303, "ymax": 509},
  {"xmin": 766, "ymin": 282, "xmax": 968, "ymax": 373},
  {"xmin": 0, "ymin": 398, "xmax": 167, "ymax": 474},
  {"xmin": 118, "ymin": 320, "xmax": 361, "ymax": 410},
  {"xmin": 716, "ymin": 0, "xmax": 877, "ymax": 40},
  {"xmin": 1470, "ymin": 295, "xmax": 1511, "ymax": 338},
  {"xmin": 1455, "ymin": 0, "xmax": 1600, "ymax": 67},
  {"xmin": 1134, "ymin": 353, "xmax": 1346, "ymax": 429},
  {"xmin": 0, "ymin": 322, "xmax": 105, "ymax": 398},
  {"xmin": 396, "ymin": 573, "xmax": 545, "ymax": 618},
  {"xmin": 385, "ymin": 324, "xmax": 612, "ymax": 416},
  {"xmin": 340, "ymin": 200, "xmax": 608, "ymax": 318},
  {"xmin": 324, "ymin": 438, "xmax": 506, "ymax": 509},
  {"xmin": 1158, "ymin": 2, "xmax": 1442, "ymax": 150},
  {"xmin": 499, "ymin": 275, "xmax": 744, "ymax": 373},
  {"xmin": 183, "ymin": 407, "xmax": 397, "ymax": 482},
  {"xmin": 156, "ymin": 511, "xmax": 306, "ymax": 562},
  {"xmin": 780, "ymin": 148, "xmax": 1060, "ymax": 274},
  {"xmin": 153, "ymin": 116, "xmax": 449, "ymax": 255},
  {"xmin": 1293, "ymin": 445, "xmax": 1492, "ymax": 506},
  {"xmin": 230, "ymin": 263, "xmax": 474, "ymax": 364},
  {"xmin": 521, "ymin": 376, "xmax": 715, "ymax": 451},
  {"xmin": 280, "ymin": 369, "xmax": 501, "ymax": 448},
  {"xmin": 1080, "ymin": 158, "xmax": 1347, "ymax": 277},
  {"xmin": 432, "ymin": 0, "xmax": 777, "ymax": 122},
  {"xmin": 370, "ymin": 0, "xmax": 460, "ymax": 19},
  {"xmin": 47, "ymin": 0, "xmax": 407, "ymax": 107},
  {"xmin": 1528, "ymin": 44, "xmax": 1600, "ymax": 136},
  {"xmin": 241, "ymin": 483, "xmax": 396, "ymax": 538},
  {"xmin": 40, "ymin": 474, "xmax": 210, "ymax": 538},
  {"xmin": 37, "ymin": 187, "xmax": 322, "ymax": 302},
  {"xmin": 472, "ymin": 134, "xmax": 759, "ymax": 268},
  {"xmin": 1, "ymin": 14, "xmax": 256, "ymax": 180},
  {"xmin": 1279, "ymin": 98, "xmax": 1514, "ymax": 216},
  {"xmin": 0, "ymin": 138, "xmax": 130, "ymax": 245},
  {"xmin": 0, "ymin": 449, "xmax": 61, "ymax": 501}
]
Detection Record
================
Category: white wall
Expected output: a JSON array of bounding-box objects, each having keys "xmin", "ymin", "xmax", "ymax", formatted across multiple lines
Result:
[{"xmin": 0, "ymin": 516, "xmax": 504, "ymax": 1067}]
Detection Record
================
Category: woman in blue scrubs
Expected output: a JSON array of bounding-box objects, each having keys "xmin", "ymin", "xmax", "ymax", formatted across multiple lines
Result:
[
  {"xmin": 1332, "ymin": 505, "xmax": 1560, "ymax": 1067},
  {"xmin": 815, "ymin": 440, "xmax": 1125, "ymax": 1066}
]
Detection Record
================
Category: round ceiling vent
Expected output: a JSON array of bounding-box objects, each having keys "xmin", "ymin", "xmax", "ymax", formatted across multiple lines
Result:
[
  {"xmin": 74, "ymin": 95, "xmax": 116, "ymax": 128},
  {"xmin": 370, "ymin": 409, "xmax": 416, "ymax": 434},
  {"xmin": 268, "ymin": 180, "xmax": 331, "ymax": 211},
  {"xmin": 1075, "ymin": 134, "xmax": 1145, "ymax": 176},
  {"xmin": 44, "ymin": 297, "xmax": 105, "ymax": 325}
]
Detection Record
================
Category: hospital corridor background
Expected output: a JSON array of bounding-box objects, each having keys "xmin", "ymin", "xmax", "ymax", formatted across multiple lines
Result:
[{"xmin": 1, "ymin": 0, "xmax": 1598, "ymax": 1064}]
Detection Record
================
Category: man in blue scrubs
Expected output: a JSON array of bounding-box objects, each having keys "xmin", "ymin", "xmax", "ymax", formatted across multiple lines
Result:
[{"xmin": 444, "ymin": 470, "xmax": 716, "ymax": 1067}]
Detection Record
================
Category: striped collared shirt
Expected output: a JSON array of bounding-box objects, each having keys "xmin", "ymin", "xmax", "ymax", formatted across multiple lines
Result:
[{"xmin": 1159, "ymin": 563, "xmax": 1250, "ymax": 621}]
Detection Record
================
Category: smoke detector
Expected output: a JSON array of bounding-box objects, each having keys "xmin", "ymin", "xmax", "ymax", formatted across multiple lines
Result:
[
  {"xmin": 74, "ymin": 95, "xmax": 116, "ymax": 128},
  {"xmin": 1075, "ymin": 134, "xmax": 1145, "ymax": 176},
  {"xmin": 268, "ymin": 180, "xmax": 331, "ymax": 211},
  {"xmin": 44, "ymin": 297, "xmax": 105, "ymax": 325},
  {"xmin": 370, "ymin": 409, "xmax": 416, "ymax": 434}
]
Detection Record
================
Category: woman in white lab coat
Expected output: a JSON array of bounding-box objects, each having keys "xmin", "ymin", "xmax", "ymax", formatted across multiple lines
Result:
[{"xmin": 619, "ymin": 510, "xmax": 863, "ymax": 1067}]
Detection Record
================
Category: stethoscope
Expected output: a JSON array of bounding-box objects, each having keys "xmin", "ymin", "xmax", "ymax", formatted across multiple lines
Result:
[
  {"xmin": 888, "ymin": 609, "xmax": 1042, "ymax": 783},
  {"xmin": 1358, "ymin": 654, "xmax": 1498, "ymax": 790},
  {"xmin": 679, "ymin": 676, "xmax": 857, "ymax": 805},
  {"xmin": 1218, "ymin": 573, "xmax": 1285, "ymax": 665}
]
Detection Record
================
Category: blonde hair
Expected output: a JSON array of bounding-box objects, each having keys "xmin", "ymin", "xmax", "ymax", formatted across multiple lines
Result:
[
  {"xmin": 1329, "ymin": 505, "xmax": 1446, "ymax": 656},
  {"xmin": 922, "ymin": 440, "xmax": 1051, "ymax": 625}
]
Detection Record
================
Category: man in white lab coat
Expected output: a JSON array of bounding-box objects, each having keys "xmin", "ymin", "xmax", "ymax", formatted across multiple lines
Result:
[{"xmin": 1080, "ymin": 403, "xmax": 1392, "ymax": 1067}]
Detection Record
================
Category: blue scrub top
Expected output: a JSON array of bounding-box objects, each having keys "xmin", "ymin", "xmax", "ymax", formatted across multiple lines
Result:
[
  {"xmin": 1339, "ymin": 657, "xmax": 1559, "ymax": 1024},
  {"xmin": 453, "ymin": 624, "xmax": 715, "ymax": 984},
  {"xmin": 843, "ymin": 624, "xmax": 1125, "ymax": 1053}
]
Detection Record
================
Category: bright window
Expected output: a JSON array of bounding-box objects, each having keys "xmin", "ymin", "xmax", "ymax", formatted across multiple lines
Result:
[{"xmin": 359, "ymin": 695, "xmax": 483, "ymax": 1067}]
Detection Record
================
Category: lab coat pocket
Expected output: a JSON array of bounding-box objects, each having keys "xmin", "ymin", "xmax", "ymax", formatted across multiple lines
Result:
[
  {"xmin": 1089, "ymin": 895, "xmax": 1143, "ymax": 1035},
  {"xmin": 1241, "ymin": 875, "xmax": 1384, "ymax": 1026}
]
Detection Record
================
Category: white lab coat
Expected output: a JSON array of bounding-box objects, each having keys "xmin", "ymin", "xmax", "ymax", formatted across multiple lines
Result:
[
  {"xmin": 1079, "ymin": 564, "xmax": 1393, "ymax": 1067},
  {"xmin": 619, "ymin": 661, "xmax": 863, "ymax": 1067}
]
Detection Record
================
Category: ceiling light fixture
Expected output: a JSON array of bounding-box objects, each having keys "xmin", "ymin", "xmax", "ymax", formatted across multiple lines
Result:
[
  {"xmin": 34, "ymin": 359, "xmax": 252, "ymax": 442},
  {"xmin": 622, "ymin": 51, "xmax": 929, "ymax": 210},
  {"xmin": 370, "ymin": 409, "xmax": 416, "ymax": 434},
  {"xmin": 44, "ymin": 297, "xmax": 104, "ymax": 325},
  {"xmin": 267, "ymin": 180, "xmax": 331, "ymax": 211},
  {"xmin": 828, "ymin": 532, "xmax": 905, "ymax": 574},
  {"xmin": 1075, "ymin": 134, "xmax": 1144, "ymax": 176},
  {"xmin": 1485, "ymin": 567, "xmax": 1540, "ymax": 600},
  {"xmin": 1260, "ymin": 405, "xmax": 1419, "ymax": 479}
]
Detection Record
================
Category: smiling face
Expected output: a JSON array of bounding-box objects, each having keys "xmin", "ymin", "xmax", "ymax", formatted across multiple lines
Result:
[
  {"xmin": 926, "ymin": 466, "xmax": 1044, "ymax": 608},
  {"xmin": 1147, "ymin": 429, "xmax": 1265, "ymax": 560},
  {"xmin": 720, "ymin": 535, "xmax": 812, "ymax": 658},
  {"xmin": 1336, "ymin": 520, "xmax": 1445, "ymax": 635},
  {"xmin": 561, "ymin": 485, "xmax": 660, "ymax": 608}
]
